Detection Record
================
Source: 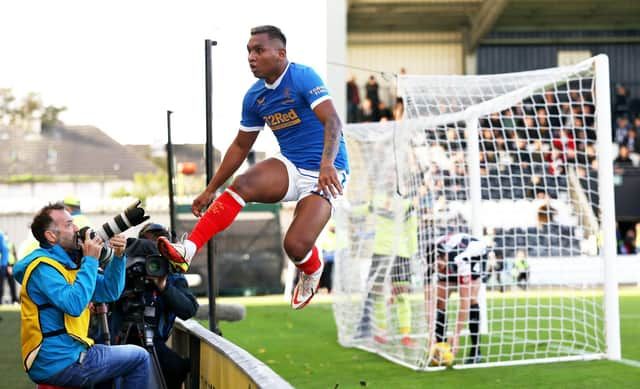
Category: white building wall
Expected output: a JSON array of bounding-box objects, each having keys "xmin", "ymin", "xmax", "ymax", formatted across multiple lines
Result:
[
  {"xmin": 326, "ymin": 0, "xmax": 347, "ymax": 123},
  {"xmin": 0, "ymin": 181, "xmax": 135, "ymax": 214},
  {"xmin": 347, "ymin": 31, "xmax": 464, "ymax": 106},
  {"xmin": 0, "ymin": 180, "xmax": 173, "ymax": 253}
]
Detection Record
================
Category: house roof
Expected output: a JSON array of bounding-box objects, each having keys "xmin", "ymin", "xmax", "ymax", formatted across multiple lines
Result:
[
  {"xmin": 125, "ymin": 143, "xmax": 266, "ymax": 176},
  {"xmin": 125, "ymin": 143, "xmax": 217, "ymax": 176},
  {"xmin": 0, "ymin": 125, "xmax": 158, "ymax": 180}
]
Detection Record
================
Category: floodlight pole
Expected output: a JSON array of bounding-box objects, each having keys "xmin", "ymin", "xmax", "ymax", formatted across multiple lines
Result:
[
  {"xmin": 205, "ymin": 39, "xmax": 220, "ymax": 335},
  {"xmin": 166, "ymin": 110, "xmax": 177, "ymax": 239}
]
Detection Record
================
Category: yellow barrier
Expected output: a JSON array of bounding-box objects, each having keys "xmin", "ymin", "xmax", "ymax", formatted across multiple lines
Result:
[{"xmin": 170, "ymin": 318, "xmax": 293, "ymax": 389}]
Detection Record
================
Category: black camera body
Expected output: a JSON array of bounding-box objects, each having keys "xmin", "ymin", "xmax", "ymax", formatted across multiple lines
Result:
[
  {"xmin": 76, "ymin": 226, "xmax": 113, "ymax": 265},
  {"xmin": 126, "ymin": 255, "xmax": 171, "ymax": 283},
  {"xmin": 121, "ymin": 239, "xmax": 172, "ymax": 298},
  {"xmin": 118, "ymin": 240, "xmax": 171, "ymax": 331}
]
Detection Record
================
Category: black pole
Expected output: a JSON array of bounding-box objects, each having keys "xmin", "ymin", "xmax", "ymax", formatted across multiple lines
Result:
[
  {"xmin": 204, "ymin": 39, "xmax": 220, "ymax": 335},
  {"xmin": 166, "ymin": 110, "xmax": 177, "ymax": 240}
]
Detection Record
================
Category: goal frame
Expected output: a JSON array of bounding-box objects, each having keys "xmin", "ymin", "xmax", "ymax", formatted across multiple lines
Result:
[
  {"xmin": 410, "ymin": 54, "xmax": 620, "ymax": 367},
  {"xmin": 333, "ymin": 54, "xmax": 620, "ymax": 370}
]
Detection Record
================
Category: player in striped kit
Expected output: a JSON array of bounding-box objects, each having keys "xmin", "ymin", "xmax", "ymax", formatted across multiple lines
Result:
[{"xmin": 427, "ymin": 233, "xmax": 489, "ymax": 364}]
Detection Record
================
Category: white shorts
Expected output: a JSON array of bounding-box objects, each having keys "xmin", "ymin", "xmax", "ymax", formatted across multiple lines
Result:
[{"xmin": 273, "ymin": 153, "xmax": 349, "ymax": 206}]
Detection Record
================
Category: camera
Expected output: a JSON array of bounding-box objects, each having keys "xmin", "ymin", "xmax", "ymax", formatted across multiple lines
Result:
[
  {"xmin": 94, "ymin": 200, "xmax": 149, "ymax": 242},
  {"xmin": 127, "ymin": 254, "xmax": 171, "ymax": 281},
  {"xmin": 75, "ymin": 200, "xmax": 149, "ymax": 265},
  {"xmin": 122, "ymin": 239, "xmax": 172, "ymax": 295},
  {"xmin": 119, "ymin": 239, "xmax": 171, "ymax": 322},
  {"xmin": 76, "ymin": 226, "xmax": 113, "ymax": 265}
]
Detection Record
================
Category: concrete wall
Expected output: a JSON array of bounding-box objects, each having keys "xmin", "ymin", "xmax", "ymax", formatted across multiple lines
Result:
[{"xmin": 347, "ymin": 31, "xmax": 464, "ymax": 106}]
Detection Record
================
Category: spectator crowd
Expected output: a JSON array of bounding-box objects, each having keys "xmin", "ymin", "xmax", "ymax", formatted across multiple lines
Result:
[
  {"xmin": 349, "ymin": 71, "xmax": 640, "ymax": 257},
  {"xmin": 347, "ymin": 73, "xmax": 405, "ymax": 124}
]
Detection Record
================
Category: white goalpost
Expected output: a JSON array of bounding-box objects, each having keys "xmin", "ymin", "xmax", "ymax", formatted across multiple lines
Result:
[{"xmin": 331, "ymin": 55, "xmax": 620, "ymax": 370}]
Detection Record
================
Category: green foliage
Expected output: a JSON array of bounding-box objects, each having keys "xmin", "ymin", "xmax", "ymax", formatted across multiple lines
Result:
[
  {"xmin": 18, "ymin": 92, "xmax": 42, "ymax": 122},
  {"xmin": 0, "ymin": 88, "xmax": 66, "ymax": 130},
  {"xmin": 0, "ymin": 174, "xmax": 117, "ymax": 183},
  {"xmin": 0, "ymin": 88, "xmax": 16, "ymax": 123},
  {"xmin": 110, "ymin": 186, "xmax": 132, "ymax": 198},
  {"xmin": 41, "ymin": 104, "xmax": 67, "ymax": 129},
  {"xmin": 111, "ymin": 171, "xmax": 169, "ymax": 201}
]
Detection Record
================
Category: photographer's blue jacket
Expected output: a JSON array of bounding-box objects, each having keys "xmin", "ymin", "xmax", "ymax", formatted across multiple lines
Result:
[
  {"xmin": 0, "ymin": 231, "xmax": 10, "ymax": 267},
  {"xmin": 14, "ymin": 244, "xmax": 126, "ymax": 382},
  {"xmin": 155, "ymin": 273, "xmax": 199, "ymax": 340}
]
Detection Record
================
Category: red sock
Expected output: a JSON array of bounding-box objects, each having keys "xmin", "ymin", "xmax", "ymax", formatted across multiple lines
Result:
[
  {"xmin": 295, "ymin": 246, "xmax": 322, "ymax": 275},
  {"xmin": 188, "ymin": 187, "xmax": 245, "ymax": 249}
]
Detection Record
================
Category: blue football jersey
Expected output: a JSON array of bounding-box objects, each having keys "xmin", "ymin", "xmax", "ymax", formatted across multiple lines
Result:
[{"xmin": 240, "ymin": 62, "xmax": 349, "ymax": 172}]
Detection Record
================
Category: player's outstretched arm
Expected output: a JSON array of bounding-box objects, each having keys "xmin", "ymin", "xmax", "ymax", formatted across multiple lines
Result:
[
  {"xmin": 192, "ymin": 130, "xmax": 259, "ymax": 217},
  {"xmin": 314, "ymin": 100, "xmax": 343, "ymax": 198}
]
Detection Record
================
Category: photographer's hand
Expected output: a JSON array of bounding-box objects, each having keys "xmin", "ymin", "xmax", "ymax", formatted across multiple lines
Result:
[
  {"xmin": 149, "ymin": 275, "xmax": 168, "ymax": 291},
  {"xmin": 109, "ymin": 234, "xmax": 127, "ymax": 257},
  {"xmin": 81, "ymin": 229, "xmax": 103, "ymax": 259}
]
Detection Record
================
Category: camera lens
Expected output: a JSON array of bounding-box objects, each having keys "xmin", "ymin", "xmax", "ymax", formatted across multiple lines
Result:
[
  {"xmin": 147, "ymin": 260, "xmax": 161, "ymax": 273},
  {"xmin": 94, "ymin": 200, "xmax": 149, "ymax": 241},
  {"xmin": 145, "ymin": 254, "xmax": 169, "ymax": 278}
]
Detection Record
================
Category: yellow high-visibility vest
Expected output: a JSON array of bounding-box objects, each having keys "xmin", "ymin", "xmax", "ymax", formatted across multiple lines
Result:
[{"xmin": 20, "ymin": 257, "xmax": 93, "ymax": 371}]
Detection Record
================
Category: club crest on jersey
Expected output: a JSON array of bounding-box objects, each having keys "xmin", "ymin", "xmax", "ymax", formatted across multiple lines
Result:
[
  {"xmin": 263, "ymin": 108, "xmax": 301, "ymax": 131},
  {"xmin": 281, "ymin": 87, "xmax": 295, "ymax": 104}
]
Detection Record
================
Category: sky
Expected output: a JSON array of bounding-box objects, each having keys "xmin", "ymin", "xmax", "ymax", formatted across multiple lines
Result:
[{"xmin": 0, "ymin": 0, "xmax": 329, "ymax": 153}]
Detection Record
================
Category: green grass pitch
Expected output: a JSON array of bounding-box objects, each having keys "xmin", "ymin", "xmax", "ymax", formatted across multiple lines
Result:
[
  {"xmin": 1, "ymin": 289, "xmax": 638, "ymax": 388},
  {"xmin": 218, "ymin": 289, "xmax": 640, "ymax": 388}
]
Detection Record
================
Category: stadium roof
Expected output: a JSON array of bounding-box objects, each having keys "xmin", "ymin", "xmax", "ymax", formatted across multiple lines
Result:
[{"xmin": 348, "ymin": 0, "xmax": 640, "ymax": 50}]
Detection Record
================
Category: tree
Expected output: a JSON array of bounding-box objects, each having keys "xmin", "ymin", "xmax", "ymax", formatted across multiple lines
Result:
[
  {"xmin": 0, "ymin": 89, "xmax": 66, "ymax": 131},
  {"xmin": 41, "ymin": 104, "xmax": 67, "ymax": 130},
  {"xmin": 17, "ymin": 92, "xmax": 43, "ymax": 131},
  {"xmin": 111, "ymin": 171, "xmax": 168, "ymax": 201},
  {"xmin": 0, "ymin": 88, "xmax": 16, "ymax": 126}
]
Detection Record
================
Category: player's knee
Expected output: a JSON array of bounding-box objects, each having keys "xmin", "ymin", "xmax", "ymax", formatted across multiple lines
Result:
[
  {"xmin": 283, "ymin": 236, "xmax": 313, "ymax": 261},
  {"xmin": 230, "ymin": 174, "xmax": 251, "ymax": 198}
]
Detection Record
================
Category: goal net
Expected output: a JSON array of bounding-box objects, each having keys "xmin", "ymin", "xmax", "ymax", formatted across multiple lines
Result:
[{"xmin": 332, "ymin": 55, "xmax": 619, "ymax": 370}]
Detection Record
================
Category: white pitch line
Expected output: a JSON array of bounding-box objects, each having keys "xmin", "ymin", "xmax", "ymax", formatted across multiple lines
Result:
[
  {"xmin": 620, "ymin": 314, "xmax": 640, "ymax": 319},
  {"xmin": 617, "ymin": 358, "xmax": 640, "ymax": 368},
  {"xmin": 500, "ymin": 333, "xmax": 640, "ymax": 369}
]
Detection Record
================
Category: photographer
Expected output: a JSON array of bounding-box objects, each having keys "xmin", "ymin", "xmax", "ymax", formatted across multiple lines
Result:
[
  {"xmin": 14, "ymin": 202, "xmax": 150, "ymax": 387},
  {"xmin": 109, "ymin": 223, "xmax": 198, "ymax": 389}
]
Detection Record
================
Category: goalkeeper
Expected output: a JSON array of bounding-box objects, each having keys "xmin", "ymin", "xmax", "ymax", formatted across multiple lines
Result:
[
  {"xmin": 427, "ymin": 233, "xmax": 489, "ymax": 364},
  {"xmin": 157, "ymin": 25, "xmax": 349, "ymax": 310},
  {"xmin": 360, "ymin": 191, "xmax": 418, "ymax": 347}
]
